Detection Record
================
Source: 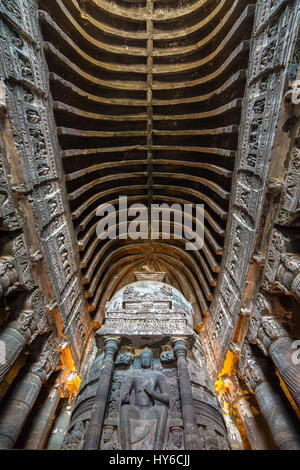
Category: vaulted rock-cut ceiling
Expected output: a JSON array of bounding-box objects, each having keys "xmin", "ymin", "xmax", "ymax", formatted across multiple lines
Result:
[
  {"xmin": 0, "ymin": 0, "xmax": 300, "ymax": 451},
  {"xmin": 37, "ymin": 0, "xmax": 256, "ymax": 324}
]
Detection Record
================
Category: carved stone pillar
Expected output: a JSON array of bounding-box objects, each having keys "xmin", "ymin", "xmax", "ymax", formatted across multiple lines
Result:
[
  {"xmin": 83, "ymin": 336, "xmax": 120, "ymax": 450},
  {"xmin": 172, "ymin": 338, "xmax": 199, "ymax": 450},
  {"xmin": 0, "ymin": 337, "xmax": 59, "ymax": 449},
  {"xmin": 23, "ymin": 388, "xmax": 61, "ymax": 449},
  {"xmin": 239, "ymin": 342, "xmax": 300, "ymax": 450},
  {"xmin": 46, "ymin": 400, "xmax": 72, "ymax": 450},
  {"xmin": 248, "ymin": 294, "xmax": 300, "ymax": 409},
  {"xmin": 269, "ymin": 335, "xmax": 300, "ymax": 409},
  {"xmin": 235, "ymin": 394, "xmax": 269, "ymax": 450},
  {"xmin": 0, "ymin": 357, "xmax": 49, "ymax": 448},
  {"xmin": 0, "ymin": 312, "xmax": 36, "ymax": 384},
  {"xmin": 0, "ymin": 256, "xmax": 18, "ymax": 296}
]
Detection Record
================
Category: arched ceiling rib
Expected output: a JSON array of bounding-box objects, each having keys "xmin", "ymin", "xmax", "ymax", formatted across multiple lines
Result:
[{"xmin": 37, "ymin": 0, "xmax": 256, "ymax": 326}]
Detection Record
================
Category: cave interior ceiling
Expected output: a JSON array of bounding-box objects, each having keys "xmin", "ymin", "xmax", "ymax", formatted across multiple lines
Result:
[
  {"xmin": 0, "ymin": 0, "xmax": 300, "ymax": 451},
  {"xmin": 37, "ymin": 0, "xmax": 256, "ymax": 327}
]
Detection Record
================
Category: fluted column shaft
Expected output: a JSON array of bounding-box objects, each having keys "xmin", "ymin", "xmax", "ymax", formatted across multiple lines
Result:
[
  {"xmin": 235, "ymin": 395, "xmax": 269, "ymax": 450},
  {"xmin": 0, "ymin": 326, "xmax": 26, "ymax": 384},
  {"xmin": 0, "ymin": 317, "xmax": 35, "ymax": 384},
  {"xmin": 254, "ymin": 380, "xmax": 300, "ymax": 450},
  {"xmin": 269, "ymin": 336, "xmax": 300, "ymax": 409},
  {"xmin": 0, "ymin": 371, "xmax": 43, "ymax": 448},
  {"xmin": 249, "ymin": 294, "xmax": 300, "ymax": 410},
  {"xmin": 83, "ymin": 337, "xmax": 120, "ymax": 450},
  {"xmin": 239, "ymin": 344, "xmax": 300, "ymax": 451},
  {"xmin": 172, "ymin": 338, "xmax": 199, "ymax": 450},
  {"xmin": 23, "ymin": 388, "xmax": 61, "ymax": 449}
]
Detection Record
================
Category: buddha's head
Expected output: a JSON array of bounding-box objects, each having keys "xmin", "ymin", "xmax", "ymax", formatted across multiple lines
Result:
[{"xmin": 140, "ymin": 348, "xmax": 153, "ymax": 369}]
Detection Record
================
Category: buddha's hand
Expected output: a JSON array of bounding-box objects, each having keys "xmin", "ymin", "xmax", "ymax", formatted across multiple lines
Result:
[{"xmin": 144, "ymin": 382, "xmax": 154, "ymax": 396}]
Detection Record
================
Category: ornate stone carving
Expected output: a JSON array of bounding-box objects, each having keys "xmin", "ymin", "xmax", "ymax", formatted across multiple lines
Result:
[
  {"xmin": 0, "ymin": 140, "xmax": 22, "ymax": 231},
  {"xmin": 100, "ymin": 425, "xmax": 120, "ymax": 450},
  {"xmin": 0, "ymin": 0, "xmax": 91, "ymax": 370},
  {"xmin": 248, "ymin": 293, "xmax": 300, "ymax": 409},
  {"xmin": 29, "ymin": 335, "xmax": 60, "ymax": 382},
  {"xmin": 0, "ymin": 256, "xmax": 18, "ymax": 296},
  {"xmin": 238, "ymin": 342, "xmax": 267, "ymax": 393},
  {"xmin": 160, "ymin": 350, "xmax": 176, "ymax": 365},
  {"xmin": 285, "ymin": 80, "xmax": 300, "ymax": 105},
  {"xmin": 70, "ymin": 276, "xmax": 230, "ymax": 451},
  {"xmin": 115, "ymin": 352, "xmax": 134, "ymax": 366},
  {"xmin": 207, "ymin": 0, "xmax": 300, "ymax": 375},
  {"xmin": 0, "ymin": 0, "xmax": 21, "ymax": 21},
  {"xmin": 62, "ymin": 421, "xmax": 87, "ymax": 450},
  {"xmin": 7, "ymin": 235, "xmax": 35, "ymax": 292},
  {"xmin": 248, "ymin": 293, "xmax": 289, "ymax": 355},
  {"xmin": 26, "ymin": 289, "xmax": 50, "ymax": 335},
  {"xmin": 98, "ymin": 281, "xmax": 194, "ymax": 347},
  {"xmin": 166, "ymin": 427, "xmax": 184, "ymax": 450},
  {"xmin": 262, "ymin": 229, "xmax": 300, "ymax": 299},
  {"xmin": 120, "ymin": 348, "xmax": 170, "ymax": 450},
  {"xmin": 276, "ymin": 146, "xmax": 300, "ymax": 226},
  {"xmin": 238, "ymin": 341, "xmax": 300, "ymax": 450}
]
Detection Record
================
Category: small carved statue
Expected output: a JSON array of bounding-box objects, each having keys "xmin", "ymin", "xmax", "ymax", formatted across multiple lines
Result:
[
  {"xmin": 167, "ymin": 427, "xmax": 184, "ymax": 450},
  {"xmin": 101, "ymin": 425, "xmax": 119, "ymax": 450},
  {"xmin": 160, "ymin": 350, "xmax": 175, "ymax": 364},
  {"xmin": 115, "ymin": 351, "xmax": 135, "ymax": 366},
  {"xmin": 64, "ymin": 421, "xmax": 86, "ymax": 450}
]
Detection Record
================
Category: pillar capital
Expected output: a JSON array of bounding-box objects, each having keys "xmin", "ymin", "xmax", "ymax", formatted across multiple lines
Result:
[
  {"xmin": 103, "ymin": 336, "xmax": 120, "ymax": 356},
  {"xmin": 28, "ymin": 335, "xmax": 60, "ymax": 383},
  {"xmin": 248, "ymin": 293, "xmax": 290, "ymax": 355},
  {"xmin": 172, "ymin": 337, "xmax": 188, "ymax": 358},
  {"xmin": 262, "ymin": 229, "xmax": 300, "ymax": 301},
  {"xmin": 238, "ymin": 341, "xmax": 268, "ymax": 393}
]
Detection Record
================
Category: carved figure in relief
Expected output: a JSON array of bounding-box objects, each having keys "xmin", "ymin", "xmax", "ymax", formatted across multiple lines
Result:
[
  {"xmin": 101, "ymin": 425, "xmax": 119, "ymax": 450},
  {"xmin": 119, "ymin": 348, "xmax": 170, "ymax": 450},
  {"xmin": 167, "ymin": 427, "xmax": 184, "ymax": 450},
  {"xmin": 64, "ymin": 421, "xmax": 86, "ymax": 450}
]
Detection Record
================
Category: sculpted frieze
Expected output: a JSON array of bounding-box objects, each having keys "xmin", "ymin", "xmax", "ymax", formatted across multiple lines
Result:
[
  {"xmin": 12, "ymin": 235, "xmax": 35, "ymax": 291},
  {"xmin": 276, "ymin": 147, "xmax": 300, "ymax": 226},
  {"xmin": 238, "ymin": 341, "xmax": 267, "ymax": 393},
  {"xmin": 248, "ymin": 293, "xmax": 289, "ymax": 354},
  {"xmin": 0, "ymin": 138, "xmax": 22, "ymax": 232},
  {"xmin": 0, "ymin": 0, "xmax": 21, "ymax": 22},
  {"xmin": 29, "ymin": 334, "xmax": 60, "ymax": 382}
]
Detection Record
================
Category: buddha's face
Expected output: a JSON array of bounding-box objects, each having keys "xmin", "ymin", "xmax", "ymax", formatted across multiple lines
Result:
[{"xmin": 140, "ymin": 350, "xmax": 153, "ymax": 368}]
